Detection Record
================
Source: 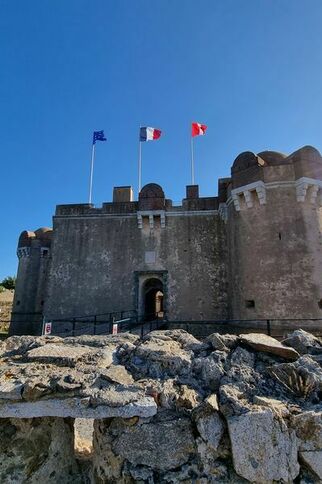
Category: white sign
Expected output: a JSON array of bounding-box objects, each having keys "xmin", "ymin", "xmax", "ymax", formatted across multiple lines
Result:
[
  {"xmin": 112, "ymin": 323, "xmax": 118, "ymax": 335},
  {"xmin": 44, "ymin": 322, "xmax": 52, "ymax": 335}
]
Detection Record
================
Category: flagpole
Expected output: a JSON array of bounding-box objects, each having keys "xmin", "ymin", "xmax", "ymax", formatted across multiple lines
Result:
[
  {"xmin": 89, "ymin": 143, "xmax": 95, "ymax": 204},
  {"xmin": 138, "ymin": 136, "xmax": 142, "ymax": 195},
  {"xmin": 191, "ymin": 136, "xmax": 195, "ymax": 185}
]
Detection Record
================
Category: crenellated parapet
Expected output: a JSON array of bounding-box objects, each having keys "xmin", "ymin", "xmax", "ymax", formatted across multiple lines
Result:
[
  {"xmin": 17, "ymin": 227, "xmax": 53, "ymax": 251},
  {"xmin": 231, "ymin": 180, "xmax": 267, "ymax": 211},
  {"xmin": 225, "ymin": 146, "xmax": 322, "ymax": 213},
  {"xmin": 295, "ymin": 177, "xmax": 322, "ymax": 204}
]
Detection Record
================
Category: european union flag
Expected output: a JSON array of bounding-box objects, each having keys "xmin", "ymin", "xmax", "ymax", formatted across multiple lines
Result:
[{"xmin": 93, "ymin": 130, "xmax": 107, "ymax": 144}]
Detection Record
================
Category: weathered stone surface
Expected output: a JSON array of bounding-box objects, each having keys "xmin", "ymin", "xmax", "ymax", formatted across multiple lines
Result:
[
  {"xmin": 1, "ymin": 331, "xmax": 322, "ymax": 482},
  {"xmin": 300, "ymin": 450, "xmax": 322, "ymax": 479},
  {"xmin": 230, "ymin": 346, "xmax": 255, "ymax": 368},
  {"xmin": 98, "ymin": 365, "xmax": 134, "ymax": 385},
  {"xmin": 131, "ymin": 334, "xmax": 193, "ymax": 378},
  {"xmin": 193, "ymin": 351, "xmax": 226, "ymax": 390},
  {"xmin": 64, "ymin": 332, "xmax": 139, "ymax": 348},
  {"xmin": 240, "ymin": 333, "xmax": 300, "ymax": 360},
  {"xmin": 27, "ymin": 343, "xmax": 98, "ymax": 367},
  {"xmin": 0, "ymin": 395, "xmax": 157, "ymax": 418},
  {"xmin": 0, "ymin": 380, "xmax": 23, "ymax": 400},
  {"xmin": 0, "ymin": 335, "xmax": 62, "ymax": 358},
  {"xmin": 292, "ymin": 410, "xmax": 322, "ymax": 451},
  {"xmin": 74, "ymin": 418, "xmax": 94, "ymax": 457},
  {"xmin": 196, "ymin": 410, "xmax": 225, "ymax": 451},
  {"xmin": 253, "ymin": 395, "xmax": 290, "ymax": 417},
  {"xmin": 146, "ymin": 329, "xmax": 204, "ymax": 352},
  {"xmin": 92, "ymin": 419, "xmax": 125, "ymax": 482},
  {"xmin": 227, "ymin": 408, "xmax": 299, "ymax": 482},
  {"xmin": 157, "ymin": 379, "xmax": 202, "ymax": 411},
  {"xmin": 219, "ymin": 384, "xmax": 251, "ymax": 417},
  {"xmin": 0, "ymin": 417, "xmax": 79, "ymax": 484},
  {"xmin": 282, "ymin": 329, "xmax": 322, "ymax": 355},
  {"xmin": 205, "ymin": 393, "xmax": 219, "ymax": 411},
  {"xmin": 111, "ymin": 415, "xmax": 196, "ymax": 471},
  {"xmin": 207, "ymin": 333, "xmax": 238, "ymax": 351}
]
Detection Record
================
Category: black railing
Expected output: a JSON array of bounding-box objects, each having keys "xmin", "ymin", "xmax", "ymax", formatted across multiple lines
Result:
[
  {"xmin": 4, "ymin": 315, "xmax": 322, "ymax": 339},
  {"xmin": 44, "ymin": 309, "xmax": 139, "ymax": 337}
]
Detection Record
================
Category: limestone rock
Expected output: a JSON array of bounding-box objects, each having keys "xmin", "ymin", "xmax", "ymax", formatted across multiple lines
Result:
[
  {"xmin": 156, "ymin": 379, "xmax": 201, "ymax": 410},
  {"xmin": 240, "ymin": 333, "xmax": 300, "ymax": 360},
  {"xmin": 207, "ymin": 333, "xmax": 238, "ymax": 351},
  {"xmin": 146, "ymin": 329, "xmax": 204, "ymax": 352},
  {"xmin": 98, "ymin": 364, "xmax": 134, "ymax": 385},
  {"xmin": 132, "ymin": 335, "xmax": 192, "ymax": 378},
  {"xmin": 0, "ymin": 417, "xmax": 79, "ymax": 483},
  {"xmin": 227, "ymin": 408, "xmax": 299, "ymax": 482},
  {"xmin": 64, "ymin": 332, "xmax": 139, "ymax": 348},
  {"xmin": 89, "ymin": 384, "xmax": 149, "ymax": 407},
  {"xmin": 193, "ymin": 351, "xmax": 226, "ymax": 391},
  {"xmin": 300, "ymin": 450, "xmax": 322, "ymax": 479},
  {"xmin": 0, "ymin": 394, "xmax": 157, "ymax": 418},
  {"xmin": 111, "ymin": 415, "xmax": 196, "ymax": 471},
  {"xmin": 158, "ymin": 378, "xmax": 177, "ymax": 408},
  {"xmin": 292, "ymin": 410, "xmax": 322, "ymax": 451},
  {"xmin": 92, "ymin": 419, "xmax": 125, "ymax": 482},
  {"xmin": 2, "ymin": 331, "xmax": 322, "ymax": 483},
  {"xmin": 22, "ymin": 379, "xmax": 53, "ymax": 400},
  {"xmin": 205, "ymin": 393, "xmax": 219, "ymax": 411},
  {"xmin": 0, "ymin": 335, "xmax": 62, "ymax": 358},
  {"xmin": 230, "ymin": 346, "xmax": 255, "ymax": 368},
  {"xmin": 219, "ymin": 384, "xmax": 251, "ymax": 417},
  {"xmin": 26, "ymin": 344, "xmax": 98, "ymax": 367},
  {"xmin": 282, "ymin": 329, "xmax": 322, "ymax": 355},
  {"xmin": 253, "ymin": 395, "xmax": 289, "ymax": 417},
  {"xmin": 74, "ymin": 417, "xmax": 94, "ymax": 457},
  {"xmin": 0, "ymin": 380, "xmax": 23, "ymax": 400},
  {"xmin": 196, "ymin": 410, "xmax": 225, "ymax": 451},
  {"xmin": 175, "ymin": 384, "xmax": 201, "ymax": 409}
]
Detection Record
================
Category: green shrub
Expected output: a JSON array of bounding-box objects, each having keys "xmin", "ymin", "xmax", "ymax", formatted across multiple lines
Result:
[{"xmin": 0, "ymin": 277, "xmax": 16, "ymax": 291}]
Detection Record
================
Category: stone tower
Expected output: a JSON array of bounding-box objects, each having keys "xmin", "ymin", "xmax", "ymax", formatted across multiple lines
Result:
[
  {"xmin": 10, "ymin": 228, "xmax": 52, "ymax": 334},
  {"xmin": 224, "ymin": 146, "xmax": 322, "ymax": 319}
]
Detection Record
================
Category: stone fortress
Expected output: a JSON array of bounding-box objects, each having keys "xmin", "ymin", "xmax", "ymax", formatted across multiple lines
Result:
[{"xmin": 10, "ymin": 145, "xmax": 322, "ymax": 335}]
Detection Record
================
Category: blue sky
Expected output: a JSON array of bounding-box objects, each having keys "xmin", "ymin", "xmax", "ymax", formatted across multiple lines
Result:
[{"xmin": 1, "ymin": 0, "xmax": 322, "ymax": 279}]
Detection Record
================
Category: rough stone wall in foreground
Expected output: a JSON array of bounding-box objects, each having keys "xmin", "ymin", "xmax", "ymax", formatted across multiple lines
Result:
[
  {"xmin": 1, "ymin": 329, "xmax": 322, "ymax": 482},
  {"xmin": 0, "ymin": 417, "xmax": 78, "ymax": 483}
]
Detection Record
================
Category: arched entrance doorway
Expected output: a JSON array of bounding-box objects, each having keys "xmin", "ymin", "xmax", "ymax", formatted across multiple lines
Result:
[{"xmin": 143, "ymin": 278, "xmax": 164, "ymax": 321}]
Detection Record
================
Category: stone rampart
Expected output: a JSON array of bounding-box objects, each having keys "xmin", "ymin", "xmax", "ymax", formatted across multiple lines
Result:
[{"xmin": 1, "ymin": 329, "xmax": 322, "ymax": 482}]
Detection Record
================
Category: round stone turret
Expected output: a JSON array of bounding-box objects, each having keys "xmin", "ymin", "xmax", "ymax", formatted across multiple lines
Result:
[{"xmin": 227, "ymin": 145, "xmax": 322, "ymax": 319}]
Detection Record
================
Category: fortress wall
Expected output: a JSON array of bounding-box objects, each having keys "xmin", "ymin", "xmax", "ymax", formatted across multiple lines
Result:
[{"xmin": 44, "ymin": 210, "xmax": 227, "ymax": 321}]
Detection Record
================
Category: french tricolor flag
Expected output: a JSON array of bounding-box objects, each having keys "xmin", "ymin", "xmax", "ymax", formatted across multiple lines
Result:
[
  {"xmin": 140, "ymin": 127, "xmax": 162, "ymax": 142},
  {"xmin": 191, "ymin": 122, "xmax": 207, "ymax": 137}
]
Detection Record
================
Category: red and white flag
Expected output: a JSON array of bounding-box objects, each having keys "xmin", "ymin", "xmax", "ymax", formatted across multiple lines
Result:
[
  {"xmin": 140, "ymin": 127, "xmax": 162, "ymax": 142},
  {"xmin": 191, "ymin": 122, "xmax": 207, "ymax": 137}
]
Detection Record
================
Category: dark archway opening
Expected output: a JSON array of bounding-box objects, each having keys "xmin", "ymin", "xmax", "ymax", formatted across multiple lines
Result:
[{"xmin": 143, "ymin": 278, "xmax": 164, "ymax": 321}]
